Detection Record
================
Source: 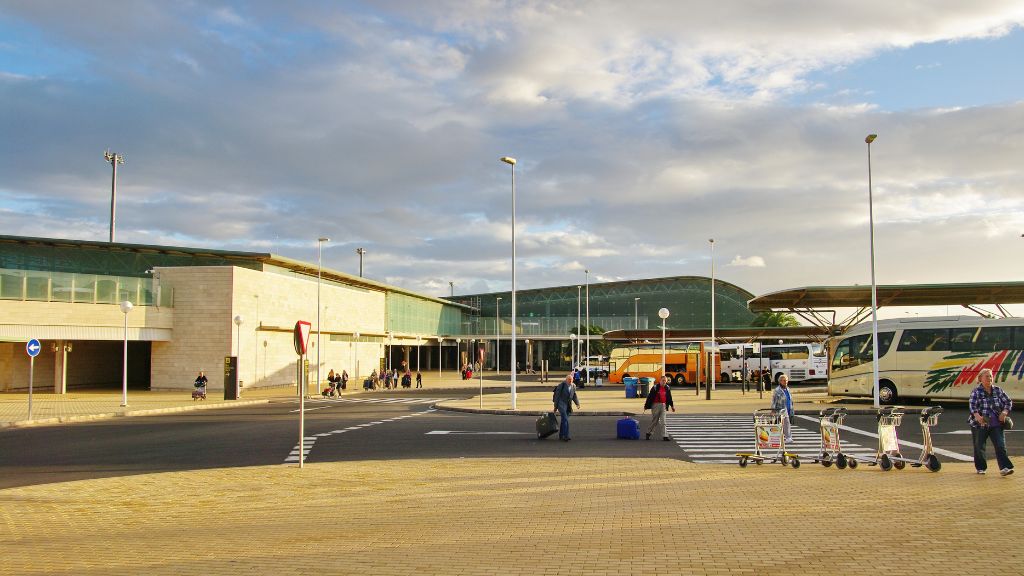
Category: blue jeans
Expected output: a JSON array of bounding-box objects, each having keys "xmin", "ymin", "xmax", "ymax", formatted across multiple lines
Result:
[
  {"xmin": 557, "ymin": 405, "xmax": 570, "ymax": 439},
  {"xmin": 972, "ymin": 426, "xmax": 1014, "ymax": 471}
]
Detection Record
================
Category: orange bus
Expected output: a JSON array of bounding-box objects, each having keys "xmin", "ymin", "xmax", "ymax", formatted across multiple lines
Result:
[{"xmin": 608, "ymin": 342, "xmax": 721, "ymax": 387}]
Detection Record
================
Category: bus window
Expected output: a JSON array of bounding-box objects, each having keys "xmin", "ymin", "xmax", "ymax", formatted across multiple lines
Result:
[
  {"xmin": 832, "ymin": 332, "xmax": 895, "ymax": 372},
  {"xmin": 780, "ymin": 346, "xmax": 809, "ymax": 360},
  {"xmin": 1016, "ymin": 327, "xmax": 1024, "ymax": 349},
  {"xmin": 898, "ymin": 328, "xmax": 950, "ymax": 352},
  {"xmin": 976, "ymin": 327, "xmax": 1012, "ymax": 351},
  {"xmin": 950, "ymin": 327, "xmax": 980, "ymax": 352}
]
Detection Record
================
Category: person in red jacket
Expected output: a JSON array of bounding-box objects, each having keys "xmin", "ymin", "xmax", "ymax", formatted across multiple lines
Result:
[{"xmin": 644, "ymin": 375, "xmax": 676, "ymax": 440}]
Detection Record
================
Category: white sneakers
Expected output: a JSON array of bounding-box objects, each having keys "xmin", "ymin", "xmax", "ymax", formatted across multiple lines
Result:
[
  {"xmin": 977, "ymin": 470, "xmax": 986, "ymax": 475},
  {"xmin": 1000, "ymin": 468, "xmax": 1015, "ymax": 476}
]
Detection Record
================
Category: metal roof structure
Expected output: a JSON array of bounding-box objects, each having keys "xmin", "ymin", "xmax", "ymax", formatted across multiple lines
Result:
[
  {"xmin": 747, "ymin": 281, "xmax": 1024, "ymax": 333},
  {"xmin": 602, "ymin": 326, "xmax": 831, "ymax": 343}
]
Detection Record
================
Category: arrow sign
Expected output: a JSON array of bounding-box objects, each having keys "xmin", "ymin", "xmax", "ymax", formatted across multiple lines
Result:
[
  {"xmin": 293, "ymin": 321, "xmax": 311, "ymax": 355},
  {"xmin": 26, "ymin": 339, "xmax": 41, "ymax": 358}
]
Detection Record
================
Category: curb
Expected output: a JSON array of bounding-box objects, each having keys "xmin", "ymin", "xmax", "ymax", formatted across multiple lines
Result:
[{"xmin": 0, "ymin": 399, "xmax": 271, "ymax": 430}]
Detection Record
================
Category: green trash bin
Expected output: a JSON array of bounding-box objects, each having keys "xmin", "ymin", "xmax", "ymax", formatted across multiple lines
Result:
[{"xmin": 638, "ymin": 377, "xmax": 654, "ymax": 398}]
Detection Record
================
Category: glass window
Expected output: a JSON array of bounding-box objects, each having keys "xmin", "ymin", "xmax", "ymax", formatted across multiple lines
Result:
[
  {"xmin": 831, "ymin": 332, "xmax": 895, "ymax": 372},
  {"xmin": 781, "ymin": 346, "xmax": 809, "ymax": 360},
  {"xmin": 51, "ymin": 272, "xmax": 74, "ymax": 303},
  {"xmin": 898, "ymin": 328, "xmax": 950, "ymax": 352},
  {"xmin": 950, "ymin": 327, "xmax": 980, "ymax": 352},
  {"xmin": 1015, "ymin": 327, "xmax": 1024, "ymax": 349},
  {"xmin": 0, "ymin": 271, "xmax": 24, "ymax": 299},
  {"xmin": 976, "ymin": 327, "xmax": 1012, "ymax": 352},
  {"xmin": 25, "ymin": 272, "xmax": 50, "ymax": 301}
]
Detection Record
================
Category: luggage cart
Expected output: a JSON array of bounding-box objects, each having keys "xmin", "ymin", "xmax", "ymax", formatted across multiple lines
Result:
[
  {"xmin": 192, "ymin": 385, "xmax": 206, "ymax": 401},
  {"xmin": 876, "ymin": 406, "xmax": 943, "ymax": 472},
  {"xmin": 737, "ymin": 409, "xmax": 800, "ymax": 469},
  {"xmin": 812, "ymin": 407, "xmax": 858, "ymax": 470}
]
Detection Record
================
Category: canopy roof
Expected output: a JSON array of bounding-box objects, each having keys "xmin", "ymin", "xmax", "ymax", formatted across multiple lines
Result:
[
  {"xmin": 748, "ymin": 282, "xmax": 1024, "ymax": 312},
  {"xmin": 602, "ymin": 326, "xmax": 830, "ymax": 342}
]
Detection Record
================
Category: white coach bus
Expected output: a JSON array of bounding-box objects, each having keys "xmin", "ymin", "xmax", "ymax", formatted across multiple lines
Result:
[
  {"xmin": 719, "ymin": 343, "xmax": 828, "ymax": 385},
  {"xmin": 828, "ymin": 316, "xmax": 1024, "ymax": 403}
]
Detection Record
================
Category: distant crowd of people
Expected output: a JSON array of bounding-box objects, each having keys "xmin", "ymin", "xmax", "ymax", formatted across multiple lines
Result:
[{"xmin": 359, "ymin": 368, "xmax": 422, "ymax": 391}]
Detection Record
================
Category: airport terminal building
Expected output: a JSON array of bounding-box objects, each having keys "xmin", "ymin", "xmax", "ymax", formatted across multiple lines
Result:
[{"xmin": 0, "ymin": 234, "xmax": 757, "ymax": 393}]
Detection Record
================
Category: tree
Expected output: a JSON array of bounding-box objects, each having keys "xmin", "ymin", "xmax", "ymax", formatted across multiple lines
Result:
[{"xmin": 752, "ymin": 311, "xmax": 800, "ymax": 327}]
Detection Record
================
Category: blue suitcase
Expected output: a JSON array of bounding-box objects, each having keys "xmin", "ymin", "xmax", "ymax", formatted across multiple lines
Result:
[{"xmin": 617, "ymin": 417, "xmax": 640, "ymax": 440}]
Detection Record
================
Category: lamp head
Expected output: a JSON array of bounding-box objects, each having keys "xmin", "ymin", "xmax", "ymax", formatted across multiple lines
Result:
[
  {"xmin": 120, "ymin": 300, "xmax": 134, "ymax": 314},
  {"xmin": 234, "ymin": 314, "xmax": 244, "ymax": 326},
  {"xmin": 570, "ymin": 333, "xmax": 577, "ymax": 340},
  {"xmin": 318, "ymin": 237, "xmax": 330, "ymax": 243},
  {"xmin": 865, "ymin": 134, "xmax": 877, "ymax": 144},
  {"xmin": 658, "ymin": 308, "xmax": 670, "ymax": 319},
  {"xmin": 500, "ymin": 156, "xmax": 516, "ymax": 165}
]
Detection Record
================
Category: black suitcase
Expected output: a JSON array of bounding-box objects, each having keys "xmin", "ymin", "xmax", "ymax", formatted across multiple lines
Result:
[{"xmin": 536, "ymin": 412, "xmax": 558, "ymax": 439}]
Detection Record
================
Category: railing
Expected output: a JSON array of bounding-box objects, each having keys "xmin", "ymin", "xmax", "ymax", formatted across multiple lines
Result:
[
  {"xmin": 468, "ymin": 316, "xmax": 649, "ymax": 336},
  {"xmin": 0, "ymin": 268, "xmax": 171, "ymax": 307}
]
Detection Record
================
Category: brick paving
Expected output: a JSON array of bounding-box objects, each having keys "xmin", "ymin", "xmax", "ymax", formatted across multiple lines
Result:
[{"xmin": 1, "ymin": 457, "xmax": 1019, "ymax": 575}]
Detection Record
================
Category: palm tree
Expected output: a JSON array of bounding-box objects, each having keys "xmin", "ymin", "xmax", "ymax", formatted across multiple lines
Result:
[{"xmin": 752, "ymin": 311, "xmax": 800, "ymax": 327}]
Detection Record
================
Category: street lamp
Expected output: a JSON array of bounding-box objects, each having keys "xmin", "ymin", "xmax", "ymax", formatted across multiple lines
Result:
[
  {"xmin": 500, "ymin": 155, "xmax": 518, "ymax": 409},
  {"xmin": 449, "ymin": 281, "xmax": 455, "ymax": 297},
  {"xmin": 234, "ymin": 314, "xmax": 243, "ymax": 397},
  {"xmin": 576, "ymin": 285, "xmax": 582, "ymax": 367},
  {"xmin": 585, "ymin": 269, "xmax": 590, "ymax": 383},
  {"xmin": 456, "ymin": 338, "xmax": 461, "ymax": 374},
  {"xmin": 495, "ymin": 296, "xmax": 502, "ymax": 373},
  {"xmin": 355, "ymin": 248, "xmax": 366, "ymax": 277},
  {"xmin": 866, "ymin": 133, "xmax": 881, "ymax": 408},
  {"xmin": 709, "ymin": 238, "xmax": 715, "ymax": 398},
  {"xmin": 634, "ymin": 297, "xmax": 640, "ymax": 330},
  {"xmin": 658, "ymin": 308, "xmax": 670, "ymax": 378},
  {"xmin": 570, "ymin": 333, "xmax": 577, "ymax": 370},
  {"xmin": 317, "ymin": 237, "xmax": 330, "ymax": 394},
  {"xmin": 119, "ymin": 300, "xmax": 133, "ymax": 406},
  {"xmin": 104, "ymin": 150, "xmax": 125, "ymax": 243},
  {"xmin": 353, "ymin": 332, "xmax": 360, "ymax": 380},
  {"xmin": 437, "ymin": 337, "xmax": 443, "ymax": 380}
]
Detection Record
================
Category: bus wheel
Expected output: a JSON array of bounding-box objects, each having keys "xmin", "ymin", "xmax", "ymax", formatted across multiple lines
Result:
[
  {"xmin": 720, "ymin": 372, "xmax": 731, "ymax": 383},
  {"xmin": 878, "ymin": 381, "xmax": 898, "ymax": 405},
  {"xmin": 673, "ymin": 374, "xmax": 687, "ymax": 387}
]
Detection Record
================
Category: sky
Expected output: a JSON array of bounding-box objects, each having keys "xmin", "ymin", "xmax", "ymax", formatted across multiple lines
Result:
[{"xmin": 1, "ymin": 1, "xmax": 1023, "ymax": 320}]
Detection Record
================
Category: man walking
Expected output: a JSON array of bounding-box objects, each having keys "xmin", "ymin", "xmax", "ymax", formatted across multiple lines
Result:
[
  {"xmin": 644, "ymin": 375, "xmax": 676, "ymax": 440},
  {"xmin": 771, "ymin": 374, "xmax": 795, "ymax": 443},
  {"xmin": 552, "ymin": 373, "xmax": 581, "ymax": 442}
]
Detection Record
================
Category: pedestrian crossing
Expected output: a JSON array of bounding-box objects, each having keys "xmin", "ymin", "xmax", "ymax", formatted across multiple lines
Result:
[
  {"xmin": 665, "ymin": 414, "xmax": 878, "ymax": 465},
  {"xmin": 283, "ymin": 408, "xmax": 437, "ymax": 464},
  {"xmin": 294, "ymin": 396, "xmax": 452, "ymax": 406}
]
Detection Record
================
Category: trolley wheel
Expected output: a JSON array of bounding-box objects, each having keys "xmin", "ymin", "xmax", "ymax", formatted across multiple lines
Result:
[
  {"xmin": 836, "ymin": 453, "xmax": 848, "ymax": 470},
  {"xmin": 755, "ymin": 459, "xmax": 763, "ymax": 466},
  {"xmin": 880, "ymin": 454, "xmax": 893, "ymax": 471},
  {"xmin": 790, "ymin": 458, "xmax": 801, "ymax": 469},
  {"xmin": 848, "ymin": 458, "xmax": 859, "ymax": 470},
  {"xmin": 926, "ymin": 454, "xmax": 941, "ymax": 472},
  {"xmin": 738, "ymin": 457, "xmax": 748, "ymax": 468},
  {"xmin": 894, "ymin": 459, "xmax": 907, "ymax": 471},
  {"xmin": 821, "ymin": 456, "xmax": 833, "ymax": 468}
]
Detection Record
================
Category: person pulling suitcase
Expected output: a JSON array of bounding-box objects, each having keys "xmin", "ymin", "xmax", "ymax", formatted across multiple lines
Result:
[
  {"xmin": 644, "ymin": 375, "xmax": 675, "ymax": 440},
  {"xmin": 553, "ymin": 373, "xmax": 581, "ymax": 441}
]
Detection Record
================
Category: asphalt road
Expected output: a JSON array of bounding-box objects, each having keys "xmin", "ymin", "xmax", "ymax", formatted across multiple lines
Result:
[{"xmin": 0, "ymin": 389, "xmax": 1019, "ymax": 489}]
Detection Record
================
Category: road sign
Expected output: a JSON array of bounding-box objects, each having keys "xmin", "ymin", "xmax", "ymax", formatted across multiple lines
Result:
[
  {"xmin": 293, "ymin": 321, "xmax": 311, "ymax": 355},
  {"xmin": 26, "ymin": 339, "xmax": 41, "ymax": 358}
]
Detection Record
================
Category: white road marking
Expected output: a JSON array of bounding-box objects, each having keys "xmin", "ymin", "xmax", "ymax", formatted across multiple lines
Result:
[{"xmin": 283, "ymin": 408, "xmax": 436, "ymax": 464}]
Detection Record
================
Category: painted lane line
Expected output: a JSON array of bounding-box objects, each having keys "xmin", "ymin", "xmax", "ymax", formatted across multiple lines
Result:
[
  {"xmin": 283, "ymin": 408, "xmax": 436, "ymax": 464},
  {"xmin": 425, "ymin": 431, "xmax": 532, "ymax": 435},
  {"xmin": 794, "ymin": 415, "xmax": 973, "ymax": 462}
]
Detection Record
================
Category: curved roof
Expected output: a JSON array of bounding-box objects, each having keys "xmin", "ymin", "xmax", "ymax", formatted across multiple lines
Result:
[{"xmin": 748, "ymin": 282, "xmax": 1024, "ymax": 312}]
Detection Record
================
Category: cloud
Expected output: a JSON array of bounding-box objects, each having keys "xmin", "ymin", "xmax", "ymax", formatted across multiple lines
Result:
[{"xmin": 729, "ymin": 255, "xmax": 766, "ymax": 268}]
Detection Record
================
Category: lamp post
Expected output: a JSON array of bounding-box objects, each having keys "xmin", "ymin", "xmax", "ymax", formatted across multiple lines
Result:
[
  {"xmin": 455, "ymin": 338, "xmax": 461, "ymax": 374},
  {"xmin": 570, "ymin": 333, "xmax": 577, "ymax": 371},
  {"xmin": 576, "ymin": 285, "xmax": 582, "ymax": 367},
  {"xmin": 437, "ymin": 337, "xmax": 443, "ymax": 380},
  {"xmin": 658, "ymin": 308, "xmax": 670, "ymax": 378},
  {"xmin": 234, "ymin": 314, "xmax": 243, "ymax": 397},
  {"xmin": 355, "ymin": 248, "xmax": 366, "ymax": 277},
  {"xmin": 104, "ymin": 150, "xmax": 125, "ymax": 243},
  {"xmin": 353, "ymin": 332, "xmax": 360, "ymax": 380},
  {"xmin": 449, "ymin": 281, "xmax": 454, "ymax": 297},
  {"xmin": 866, "ymin": 133, "xmax": 881, "ymax": 408},
  {"xmin": 416, "ymin": 336, "xmax": 422, "ymax": 372},
  {"xmin": 634, "ymin": 297, "xmax": 640, "ymax": 330},
  {"xmin": 495, "ymin": 296, "xmax": 502, "ymax": 373},
  {"xmin": 709, "ymin": 238, "xmax": 715, "ymax": 399},
  {"xmin": 500, "ymin": 155, "xmax": 518, "ymax": 409},
  {"xmin": 317, "ymin": 237, "xmax": 329, "ymax": 394},
  {"xmin": 585, "ymin": 269, "xmax": 590, "ymax": 383},
  {"xmin": 119, "ymin": 300, "xmax": 133, "ymax": 406}
]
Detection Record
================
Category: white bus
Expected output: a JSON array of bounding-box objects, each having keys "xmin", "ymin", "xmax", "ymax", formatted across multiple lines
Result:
[
  {"xmin": 719, "ymin": 343, "xmax": 828, "ymax": 385},
  {"xmin": 828, "ymin": 316, "xmax": 1024, "ymax": 403}
]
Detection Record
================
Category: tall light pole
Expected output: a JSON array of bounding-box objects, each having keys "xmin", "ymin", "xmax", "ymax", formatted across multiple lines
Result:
[
  {"xmin": 104, "ymin": 150, "xmax": 125, "ymax": 243},
  {"xmin": 866, "ymin": 133, "xmax": 881, "ymax": 408},
  {"xmin": 353, "ymin": 331, "xmax": 360, "ymax": 379},
  {"xmin": 495, "ymin": 296, "xmax": 502, "ymax": 373},
  {"xmin": 709, "ymin": 238, "xmax": 716, "ymax": 397},
  {"xmin": 119, "ymin": 300, "xmax": 133, "ymax": 406},
  {"xmin": 585, "ymin": 269, "xmax": 590, "ymax": 382},
  {"xmin": 576, "ymin": 285, "xmax": 582, "ymax": 366},
  {"xmin": 570, "ymin": 333, "xmax": 577, "ymax": 370},
  {"xmin": 634, "ymin": 297, "xmax": 640, "ymax": 330},
  {"xmin": 317, "ymin": 237, "xmax": 330, "ymax": 394},
  {"xmin": 449, "ymin": 281, "xmax": 455, "ymax": 297},
  {"xmin": 500, "ymin": 156, "xmax": 518, "ymax": 409},
  {"xmin": 234, "ymin": 314, "xmax": 243, "ymax": 397},
  {"xmin": 355, "ymin": 248, "xmax": 366, "ymax": 277},
  {"xmin": 658, "ymin": 308, "xmax": 670, "ymax": 377},
  {"xmin": 437, "ymin": 337, "xmax": 443, "ymax": 380}
]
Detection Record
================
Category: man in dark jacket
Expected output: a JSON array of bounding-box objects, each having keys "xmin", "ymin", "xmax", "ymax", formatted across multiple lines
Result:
[
  {"xmin": 552, "ymin": 373, "xmax": 581, "ymax": 441},
  {"xmin": 643, "ymin": 375, "xmax": 675, "ymax": 440}
]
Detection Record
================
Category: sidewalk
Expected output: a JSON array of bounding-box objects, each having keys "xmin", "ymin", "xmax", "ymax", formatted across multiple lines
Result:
[{"xmin": 1, "ymin": 457, "xmax": 1019, "ymax": 575}]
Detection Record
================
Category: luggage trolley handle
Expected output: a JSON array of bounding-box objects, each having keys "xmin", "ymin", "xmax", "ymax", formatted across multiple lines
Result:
[
  {"xmin": 921, "ymin": 406, "xmax": 943, "ymax": 426},
  {"xmin": 877, "ymin": 406, "xmax": 905, "ymax": 426},
  {"xmin": 819, "ymin": 406, "xmax": 848, "ymax": 424},
  {"xmin": 753, "ymin": 408, "xmax": 782, "ymax": 426}
]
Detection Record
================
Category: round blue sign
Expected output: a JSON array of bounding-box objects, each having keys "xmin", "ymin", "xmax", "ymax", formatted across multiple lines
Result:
[{"xmin": 26, "ymin": 339, "xmax": 41, "ymax": 357}]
